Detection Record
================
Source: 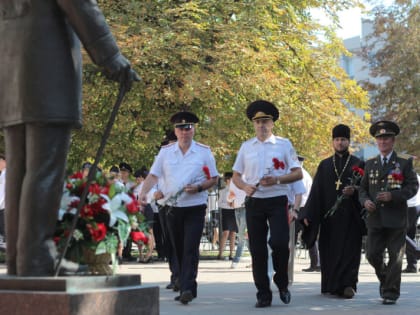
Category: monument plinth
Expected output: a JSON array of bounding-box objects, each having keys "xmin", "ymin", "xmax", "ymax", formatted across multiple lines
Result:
[{"xmin": 0, "ymin": 274, "xmax": 159, "ymax": 315}]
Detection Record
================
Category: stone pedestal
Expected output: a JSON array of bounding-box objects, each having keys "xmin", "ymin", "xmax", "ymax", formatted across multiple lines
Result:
[{"xmin": 0, "ymin": 274, "xmax": 159, "ymax": 315}]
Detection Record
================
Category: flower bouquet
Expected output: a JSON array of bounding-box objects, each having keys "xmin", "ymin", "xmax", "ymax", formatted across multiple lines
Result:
[
  {"xmin": 324, "ymin": 166, "xmax": 364, "ymax": 218},
  {"xmin": 54, "ymin": 171, "xmax": 149, "ymax": 274}
]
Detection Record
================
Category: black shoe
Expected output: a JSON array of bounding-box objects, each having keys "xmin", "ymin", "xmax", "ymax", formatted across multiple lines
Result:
[
  {"xmin": 123, "ymin": 255, "xmax": 137, "ymax": 262},
  {"xmin": 382, "ymin": 298, "xmax": 396, "ymax": 305},
  {"xmin": 255, "ymin": 300, "xmax": 271, "ymax": 308},
  {"xmin": 166, "ymin": 283, "xmax": 175, "ymax": 290},
  {"xmin": 279, "ymin": 289, "xmax": 291, "ymax": 304},
  {"xmin": 179, "ymin": 290, "xmax": 194, "ymax": 305},
  {"xmin": 342, "ymin": 286, "xmax": 355, "ymax": 299},
  {"xmin": 302, "ymin": 266, "xmax": 320, "ymax": 272},
  {"xmin": 402, "ymin": 267, "xmax": 417, "ymax": 273}
]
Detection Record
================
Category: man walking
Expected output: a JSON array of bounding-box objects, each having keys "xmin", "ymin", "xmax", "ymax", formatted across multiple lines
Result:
[
  {"xmin": 139, "ymin": 111, "xmax": 218, "ymax": 305},
  {"xmin": 232, "ymin": 100, "xmax": 302, "ymax": 308},
  {"xmin": 300, "ymin": 124, "xmax": 365, "ymax": 299},
  {"xmin": 359, "ymin": 120, "xmax": 418, "ymax": 305}
]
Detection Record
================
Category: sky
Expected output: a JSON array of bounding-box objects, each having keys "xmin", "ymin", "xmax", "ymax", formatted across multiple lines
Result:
[{"xmin": 312, "ymin": 1, "xmax": 395, "ymax": 40}]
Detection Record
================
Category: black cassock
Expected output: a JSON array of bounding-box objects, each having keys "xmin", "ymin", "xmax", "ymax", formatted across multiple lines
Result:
[{"xmin": 300, "ymin": 153, "xmax": 366, "ymax": 295}]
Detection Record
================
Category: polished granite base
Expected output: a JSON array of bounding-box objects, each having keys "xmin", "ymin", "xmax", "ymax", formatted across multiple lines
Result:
[{"xmin": 0, "ymin": 274, "xmax": 159, "ymax": 315}]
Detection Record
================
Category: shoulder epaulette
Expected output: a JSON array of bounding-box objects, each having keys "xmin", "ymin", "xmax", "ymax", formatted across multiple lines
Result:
[
  {"xmin": 196, "ymin": 142, "xmax": 210, "ymax": 149},
  {"xmin": 161, "ymin": 142, "xmax": 176, "ymax": 149}
]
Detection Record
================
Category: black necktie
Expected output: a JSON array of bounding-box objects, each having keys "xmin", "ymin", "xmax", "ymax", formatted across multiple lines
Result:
[{"xmin": 383, "ymin": 157, "xmax": 388, "ymax": 167}]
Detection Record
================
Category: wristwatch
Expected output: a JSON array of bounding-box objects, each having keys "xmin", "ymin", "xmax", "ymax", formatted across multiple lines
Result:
[
  {"xmin": 276, "ymin": 177, "xmax": 281, "ymax": 185},
  {"xmin": 197, "ymin": 185, "xmax": 203, "ymax": 193}
]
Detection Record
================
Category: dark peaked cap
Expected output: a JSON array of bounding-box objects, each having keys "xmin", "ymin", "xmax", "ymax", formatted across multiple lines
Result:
[
  {"xmin": 170, "ymin": 111, "xmax": 199, "ymax": 126},
  {"xmin": 369, "ymin": 120, "xmax": 400, "ymax": 138},
  {"xmin": 246, "ymin": 100, "xmax": 279, "ymax": 121},
  {"xmin": 119, "ymin": 162, "xmax": 132, "ymax": 173}
]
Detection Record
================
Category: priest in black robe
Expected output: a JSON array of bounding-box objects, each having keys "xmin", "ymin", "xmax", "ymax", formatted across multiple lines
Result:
[{"xmin": 300, "ymin": 124, "xmax": 366, "ymax": 298}]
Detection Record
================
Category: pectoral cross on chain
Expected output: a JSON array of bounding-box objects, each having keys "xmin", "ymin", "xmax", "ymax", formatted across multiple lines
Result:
[{"xmin": 335, "ymin": 179, "xmax": 342, "ymax": 190}]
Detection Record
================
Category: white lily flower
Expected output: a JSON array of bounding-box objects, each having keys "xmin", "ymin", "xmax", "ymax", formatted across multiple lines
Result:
[{"xmin": 102, "ymin": 192, "xmax": 130, "ymax": 226}]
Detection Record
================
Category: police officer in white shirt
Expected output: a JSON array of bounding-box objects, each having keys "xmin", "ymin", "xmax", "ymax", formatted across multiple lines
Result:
[
  {"xmin": 139, "ymin": 111, "xmax": 218, "ymax": 305},
  {"xmin": 232, "ymin": 100, "xmax": 302, "ymax": 308}
]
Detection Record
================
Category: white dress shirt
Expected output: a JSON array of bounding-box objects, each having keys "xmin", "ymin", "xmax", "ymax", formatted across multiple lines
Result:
[
  {"xmin": 150, "ymin": 140, "xmax": 218, "ymax": 207},
  {"xmin": 233, "ymin": 134, "xmax": 301, "ymax": 198}
]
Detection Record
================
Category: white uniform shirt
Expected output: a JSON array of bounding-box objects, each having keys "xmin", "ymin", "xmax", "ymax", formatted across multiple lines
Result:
[
  {"xmin": 150, "ymin": 140, "xmax": 218, "ymax": 207},
  {"xmin": 227, "ymin": 180, "xmax": 246, "ymax": 208},
  {"xmin": 407, "ymin": 174, "xmax": 420, "ymax": 207},
  {"xmin": 300, "ymin": 167, "xmax": 313, "ymax": 207},
  {"xmin": 233, "ymin": 134, "xmax": 301, "ymax": 198},
  {"xmin": 0, "ymin": 169, "xmax": 5, "ymax": 209},
  {"xmin": 287, "ymin": 179, "xmax": 306, "ymax": 206}
]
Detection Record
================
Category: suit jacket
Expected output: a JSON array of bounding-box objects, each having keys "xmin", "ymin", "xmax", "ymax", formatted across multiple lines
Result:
[
  {"xmin": 359, "ymin": 152, "xmax": 418, "ymax": 229},
  {"xmin": 0, "ymin": 0, "xmax": 121, "ymax": 128}
]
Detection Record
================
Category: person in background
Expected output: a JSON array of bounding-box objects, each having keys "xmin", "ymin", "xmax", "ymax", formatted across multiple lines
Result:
[
  {"xmin": 359, "ymin": 121, "xmax": 418, "ymax": 305},
  {"xmin": 119, "ymin": 162, "xmax": 136, "ymax": 262},
  {"xmin": 268, "ymin": 171, "xmax": 306, "ymax": 281},
  {"xmin": 217, "ymin": 172, "xmax": 238, "ymax": 260},
  {"xmin": 229, "ymin": 175, "xmax": 248, "ymax": 269},
  {"xmin": 139, "ymin": 111, "xmax": 218, "ymax": 305},
  {"xmin": 81, "ymin": 162, "xmax": 92, "ymax": 179},
  {"xmin": 295, "ymin": 156, "xmax": 319, "ymax": 272},
  {"xmin": 232, "ymin": 100, "xmax": 302, "ymax": 308},
  {"xmin": 154, "ymin": 131, "xmax": 180, "ymax": 291},
  {"xmin": 133, "ymin": 167, "xmax": 155, "ymax": 263},
  {"xmin": 402, "ymin": 171, "xmax": 420, "ymax": 273},
  {"xmin": 108, "ymin": 165, "xmax": 120, "ymax": 183}
]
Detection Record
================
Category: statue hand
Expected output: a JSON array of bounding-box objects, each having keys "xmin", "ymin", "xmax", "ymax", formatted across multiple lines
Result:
[{"xmin": 102, "ymin": 54, "xmax": 141, "ymax": 91}]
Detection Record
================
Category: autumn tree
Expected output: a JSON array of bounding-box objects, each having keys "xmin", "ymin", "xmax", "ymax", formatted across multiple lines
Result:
[
  {"xmin": 360, "ymin": 0, "xmax": 419, "ymax": 166},
  {"xmin": 64, "ymin": 0, "xmax": 370, "ymax": 174}
]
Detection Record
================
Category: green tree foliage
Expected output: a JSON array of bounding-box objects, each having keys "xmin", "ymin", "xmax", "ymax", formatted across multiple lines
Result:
[
  {"xmin": 67, "ymin": 0, "xmax": 370, "ymax": 174},
  {"xmin": 361, "ymin": 0, "xmax": 419, "ymax": 167}
]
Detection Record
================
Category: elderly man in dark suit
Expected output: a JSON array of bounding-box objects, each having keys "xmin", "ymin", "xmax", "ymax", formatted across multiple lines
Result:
[
  {"xmin": 359, "ymin": 120, "xmax": 418, "ymax": 305},
  {"xmin": 0, "ymin": 0, "xmax": 138, "ymax": 276}
]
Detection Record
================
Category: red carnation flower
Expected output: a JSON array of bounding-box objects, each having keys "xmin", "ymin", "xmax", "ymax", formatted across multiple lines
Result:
[
  {"xmin": 69, "ymin": 172, "xmax": 83, "ymax": 179},
  {"xmin": 131, "ymin": 230, "xmax": 149, "ymax": 244},
  {"xmin": 89, "ymin": 183, "xmax": 102, "ymax": 195},
  {"xmin": 352, "ymin": 166, "xmax": 364, "ymax": 176},
  {"xmin": 203, "ymin": 166, "xmax": 211, "ymax": 180},
  {"xmin": 127, "ymin": 199, "xmax": 139, "ymax": 214},
  {"xmin": 272, "ymin": 158, "xmax": 285, "ymax": 170},
  {"xmin": 392, "ymin": 173, "xmax": 404, "ymax": 181},
  {"xmin": 88, "ymin": 223, "xmax": 107, "ymax": 242}
]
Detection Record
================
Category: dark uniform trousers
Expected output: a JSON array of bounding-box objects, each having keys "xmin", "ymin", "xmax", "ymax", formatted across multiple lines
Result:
[
  {"xmin": 166, "ymin": 204, "xmax": 206, "ymax": 297},
  {"xmin": 366, "ymin": 226, "xmax": 406, "ymax": 300},
  {"xmin": 158, "ymin": 205, "xmax": 179, "ymax": 286},
  {"xmin": 245, "ymin": 195, "xmax": 289, "ymax": 302},
  {"xmin": 5, "ymin": 124, "xmax": 71, "ymax": 276},
  {"xmin": 406, "ymin": 206, "xmax": 419, "ymax": 268}
]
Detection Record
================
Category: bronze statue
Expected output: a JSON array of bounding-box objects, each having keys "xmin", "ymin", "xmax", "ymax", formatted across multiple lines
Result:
[{"xmin": 0, "ymin": 0, "xmax": 139, "ymax": 276}]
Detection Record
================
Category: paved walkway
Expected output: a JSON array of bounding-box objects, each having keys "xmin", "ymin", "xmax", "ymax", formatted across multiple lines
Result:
[
  {"xmin": 116, "ymin": 254, "xmax": 420, "ymax": 315},
  {"xmin": 1, "ymin": 254, "xmax": 419, "ymax": 314}
]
